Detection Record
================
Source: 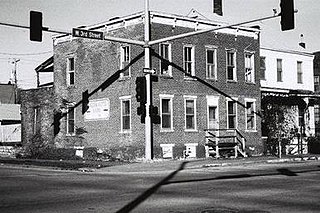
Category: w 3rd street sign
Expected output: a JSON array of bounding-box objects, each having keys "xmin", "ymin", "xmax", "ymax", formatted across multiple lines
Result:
[{"xmin": 72, "ymin": 28, "xmax": 103, "ymax": 40}]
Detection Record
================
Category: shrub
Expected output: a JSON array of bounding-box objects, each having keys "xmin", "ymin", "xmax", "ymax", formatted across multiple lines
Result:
[{"xmin": 307, "ymin": 136, "xmax": 320, "ymax": 154}]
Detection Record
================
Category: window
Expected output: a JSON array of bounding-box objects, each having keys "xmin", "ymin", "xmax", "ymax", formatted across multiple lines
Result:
[
  {"xmin": 183, "ymin": 45, "xmax": 195, "ymax": 77},
  {"xmin": 120, "ymin": 45, "xmax": 130, "ymax": 77},
  {"xmin": 67, "ymin": 57, "xmax": 75, "ymax": 86},
  {"xmin": 244, "ymin": 52, "xmax": 255, "ymax": 83},
  {"xmin": 226, "ymin": 50, "xmax": 236, "ymax": 81},
  {"xmin": 245, "ymin": 100, "xmax": 256, "ymax": 130},
  {"xmin": 184, "ymin": 96, "xmax": 197, "ymax": 131},
  {"xmin": 277, "ymin": 59, "xmax": 282, "ymax": 82},
  {"xmin": 260, "ymin": 57, "xmax": 266, "ymax": 80},
  {"xmin": 33, "ymin": 107, "xmax": 40, "ymax": 134},
  {"xmin": 297, "ymin": 61, "xmax": 303, "ymax": 84},
  {"xmin": 159, "ymin": 43, "xmax": 172, "ymax": 76},
  {"xmin": 120, "ymin": 98, "xmax": 131, "ymax": 132},
  {"xmin": 67, "ymin": 106, "xmax": 75, "ymax": 135},
  {"xmin": 298, "ymin": 107, "xmax": 304, "ymax": 127},
  {"xmin": 315, "ymin": 105, "xmax": 320, "ymax": 124},
  {"xmin": 206, "ymin": 47, "xmax": 217, "ymax": 80},
  {"xmin": 160, "ymin": 95, "xmax": 173, "ymax": 131},
  {"xmin": 227, "ymin": 99, "xmax": 237, "ymax": 129},
  {"xmin": 315, "ymin": 76, "xmax": 320, "ymax": 92}
]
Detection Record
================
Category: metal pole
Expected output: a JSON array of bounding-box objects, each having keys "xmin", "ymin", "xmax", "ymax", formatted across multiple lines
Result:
[{"xmin": 144, "ymin": 0, "xmax": 152, "ymax": 160}]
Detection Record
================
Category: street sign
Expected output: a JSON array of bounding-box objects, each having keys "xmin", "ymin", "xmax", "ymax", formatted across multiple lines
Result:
[
  {"xmin": 143, "ymin": 68, "xmax": 156, "ymax": 74},
  {"xmin": 72, "ymin": 28, "xmax": 103, "ymax": 40}
]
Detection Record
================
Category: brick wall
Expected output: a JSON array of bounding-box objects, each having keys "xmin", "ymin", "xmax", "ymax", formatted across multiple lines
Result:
[
  {"xmin": 53, "ymin": 21, "xmax": 262, "ymax": 159},
  {"xmin": 20, "ymin": 87, "xmax": 55, "ymax": 148}
]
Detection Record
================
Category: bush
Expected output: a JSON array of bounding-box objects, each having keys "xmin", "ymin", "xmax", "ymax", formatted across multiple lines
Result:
[
  {"xmin": 36, "ymin": 148, "xmax": 82, "ymax": 160},
  {"xmin": 307, "ymin": 136, "xmax": 320, "ymax": 154}
]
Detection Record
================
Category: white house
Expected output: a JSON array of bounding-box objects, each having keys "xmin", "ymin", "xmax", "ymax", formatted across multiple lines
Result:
[{"xmin": 260, "ymin": 47, "xmax": 315, "ymax": 155}]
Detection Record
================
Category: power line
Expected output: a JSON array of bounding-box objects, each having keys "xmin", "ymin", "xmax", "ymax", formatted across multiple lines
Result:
[{"xmin": 0, "ymin": 50, "xmax": 52, "ymax": 56}]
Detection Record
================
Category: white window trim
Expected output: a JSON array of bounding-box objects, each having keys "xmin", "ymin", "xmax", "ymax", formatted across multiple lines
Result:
[
  {"xmin": 244, "ymin": 51, "xmax": 255, "ymax": 83},
  {"xmin": 159, "ymin": 94, "xmax": 174, "ymax": 132},
  {"xmin": 183, "ymin": 44, "xmax": 195, "ymax": 78},
  {"xmin": 226, "ymin": 49, "xmax": 237, "ymax": 82},
  {"xmin": 184, "ymin": 95, "xmax": 197, "ymax": 132},
  {"xmin": 297, "ymin": 61, "xmax": 303, "ymax": 84},
  {"xmin": 206, "ymin": 46, "xmax": 217, "ymax": 80},
  {"xmin": 159, "ymin": 43, "xmax": 172, "ymax": 76},
  {"xmin": 226, "ymin": 97, "xmax": 238, "ymax": 130},
  {"xmin": 66, "ymin": 103, "xmax": 76, "ymax": 136},
  {"xmin": 119, "ymin": 96, "xmax": 132, "ymax": 133},
  {"xmin": 67, "ymin": 56, "xmax": 75, "ymax": 86},
  {"xmin": 120, "ymin": 45, "xmax": 131, "ymax": 78},
  {"xmin": 244, "ymin": 98, "xmax": 257, "ymax": 132}
]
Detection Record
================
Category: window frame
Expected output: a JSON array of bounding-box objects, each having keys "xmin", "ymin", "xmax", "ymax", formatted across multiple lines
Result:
[
  {"xmin": 183, "ymin": 45, "xmax": 195, "ymax": 78},
  {"xmin": 277, "ymin": 58, "xmax": 283, "ymax": 82},
  {"xmin": 67, "ymin": 104, "xmax": 76, "ymax": 136},
  {"xmin": 314, "ymin": 76, "xmax": 320, "ymax": 92},
  {"xmin": 206, "ymin": 46, "xmax": 217, "ymax": 80},
  {"xmin": 120, "ymin": 96, "xmax": 131, "ymax": 133},
  {"xmin": 245, "ymin": 98, "xmax": 256, "ymax": 131},
  {"xmin": 260, "ymin": 56, "xmax": 266, "ymax": 80},
  {"xmin": 120, "ymin": 45, "xmax": 131, "ymax": 78},
  {"xmin": 244, "ymin": 52, "xmax": 255, "ymax": 83},
  {"xmin": 159, "ymin": 43, "xmax": 172, "ymax": 76},
  {"xmin": 184, "ymin": 95, "xmax": 197, "ymax": 131},
  {"xmin": 160, "ymin": 94, "xmax": 174, "ymax": 132},
  {"xmin": 67, "ymin": 57, "xmax": 75, "ymax": 86},
  {"xmin": 226, "ymin": 98, "xmax": 237, "ymax": 129},
  {"xmin": 226, "ymin": 49, "xmax": 237, "ymax": 81},
  {"xmin": 297, "ymin": 61, "xmax": 303, "ymax": 84}
]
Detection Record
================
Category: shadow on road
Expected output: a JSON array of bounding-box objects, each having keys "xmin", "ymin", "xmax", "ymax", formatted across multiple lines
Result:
[
  {"xmin": 164, "ymin": 166, "xmax": 320, "ymax": 185},
  {"xmin": 115, "ymin": 161, "xmax": 188, "ymax": 213}
]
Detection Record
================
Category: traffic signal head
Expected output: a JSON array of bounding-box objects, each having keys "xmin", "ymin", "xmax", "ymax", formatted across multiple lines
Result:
[
  {"xmin": 30, "ymin": 11, "xmax": 43, "ymax": 42},
  {"xmin": 280, "ymin": 0, "xmax": 295, "ymax": 31},
  {"xmin": 53, "ymin": 111, "xmax": 62, "ymax": 136},
  {"xmin": 150, "ymin": 105, "xmax": 161, "ymax": 124},
  {"xmin": 82, "ymin": 90, "xmax": 90, "ymax": 114},
  {"xmin": 135, "ymin": 76, "xmax": 146, "ymax": 104}
]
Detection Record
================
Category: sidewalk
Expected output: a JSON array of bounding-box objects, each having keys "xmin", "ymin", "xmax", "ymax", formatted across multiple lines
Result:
[{"xmin": 95, "ymin": 154, "xmax": 320, "ymax": 174}]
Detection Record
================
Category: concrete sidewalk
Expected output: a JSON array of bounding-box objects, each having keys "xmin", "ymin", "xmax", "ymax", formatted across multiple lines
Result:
[{"xmin": 94, "ymin": 154, "xmax": 320, "ymax": 174}]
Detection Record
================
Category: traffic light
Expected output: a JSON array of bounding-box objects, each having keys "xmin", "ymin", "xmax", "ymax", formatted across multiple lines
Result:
[
  {"xmin": 30, "ymin": 11, "xmax": 43, "ymax": 42},
  {"xmin": 137, "ymin": 105, "xmax": 146, "ymax": 123},
  {"xmin": 53, "ymin": 111, "xmax": 62, "ymax": 136},
  {"xmin": 135, "ymin": 76, "xmax": 146, "ymax": 104},
  {"xmin": 280, "ymin": 0, "xmax": 294, "ymax": 31},
  {"xmin": 82, "ymin": 90, "xmax": 90, "ymax": 114},
  {"xmin": 150, "ymin": 105, "xmax": 161, "ymax": 124}
]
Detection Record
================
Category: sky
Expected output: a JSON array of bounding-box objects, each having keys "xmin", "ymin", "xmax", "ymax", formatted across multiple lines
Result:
[{"xmin": 0, "ymin": 0, "xmax": 319, "ymax": 89}]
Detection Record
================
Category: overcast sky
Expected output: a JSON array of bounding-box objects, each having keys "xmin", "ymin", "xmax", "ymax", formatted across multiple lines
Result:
[{"xmin": 0, "ymin": 0, "xmax": 319, "ymax": 88}]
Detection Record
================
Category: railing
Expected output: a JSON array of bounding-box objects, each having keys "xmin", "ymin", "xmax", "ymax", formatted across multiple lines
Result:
[{"xmin": 205, "ymin": 128, "xmax": 247, "ymax": 158}]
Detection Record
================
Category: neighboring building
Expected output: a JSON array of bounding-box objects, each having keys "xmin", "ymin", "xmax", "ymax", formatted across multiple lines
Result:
[
  {"xmin": 52, "ymin": 11, "xmax": 261, "ymax": 160},
  {"xmin": 260, "ymin": 47, "xmax": 315, "ymax": 155},
  {"xmin": 313, "ymin": 51, "xmax": 320, "ymax": 136},
  {"xmin": 20, "ymin": 87, "xmax": 55, "ymax": 150},
  {"xmin": 0, "ymin": 83, "xmax": 21, "ymax": 157}
]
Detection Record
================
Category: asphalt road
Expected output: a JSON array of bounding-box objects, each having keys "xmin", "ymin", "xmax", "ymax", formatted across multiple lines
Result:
[{"xmin": 0, "ymin": 161, "xmax": 319, "ymax": 213}]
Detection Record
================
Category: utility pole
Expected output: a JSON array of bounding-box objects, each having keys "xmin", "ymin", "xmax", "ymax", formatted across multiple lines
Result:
[
  {"xmin": 12, "ymin": 58, "xmax": 20, "ymax": 103},
  {"xmin": 144, "ymin": 0, "xmax": 152, "ymax": 160}
]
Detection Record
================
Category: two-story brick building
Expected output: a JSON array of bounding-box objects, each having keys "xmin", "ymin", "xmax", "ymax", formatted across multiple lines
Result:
[{"xmin": 53, "ymin": 11, "xmax": 261, "ymax": 160}]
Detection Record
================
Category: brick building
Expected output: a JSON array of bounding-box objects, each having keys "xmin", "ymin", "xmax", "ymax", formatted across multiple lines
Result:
[{"xmin": 53, "ymin": 11, "xmax": 261, "ymax": 159}]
